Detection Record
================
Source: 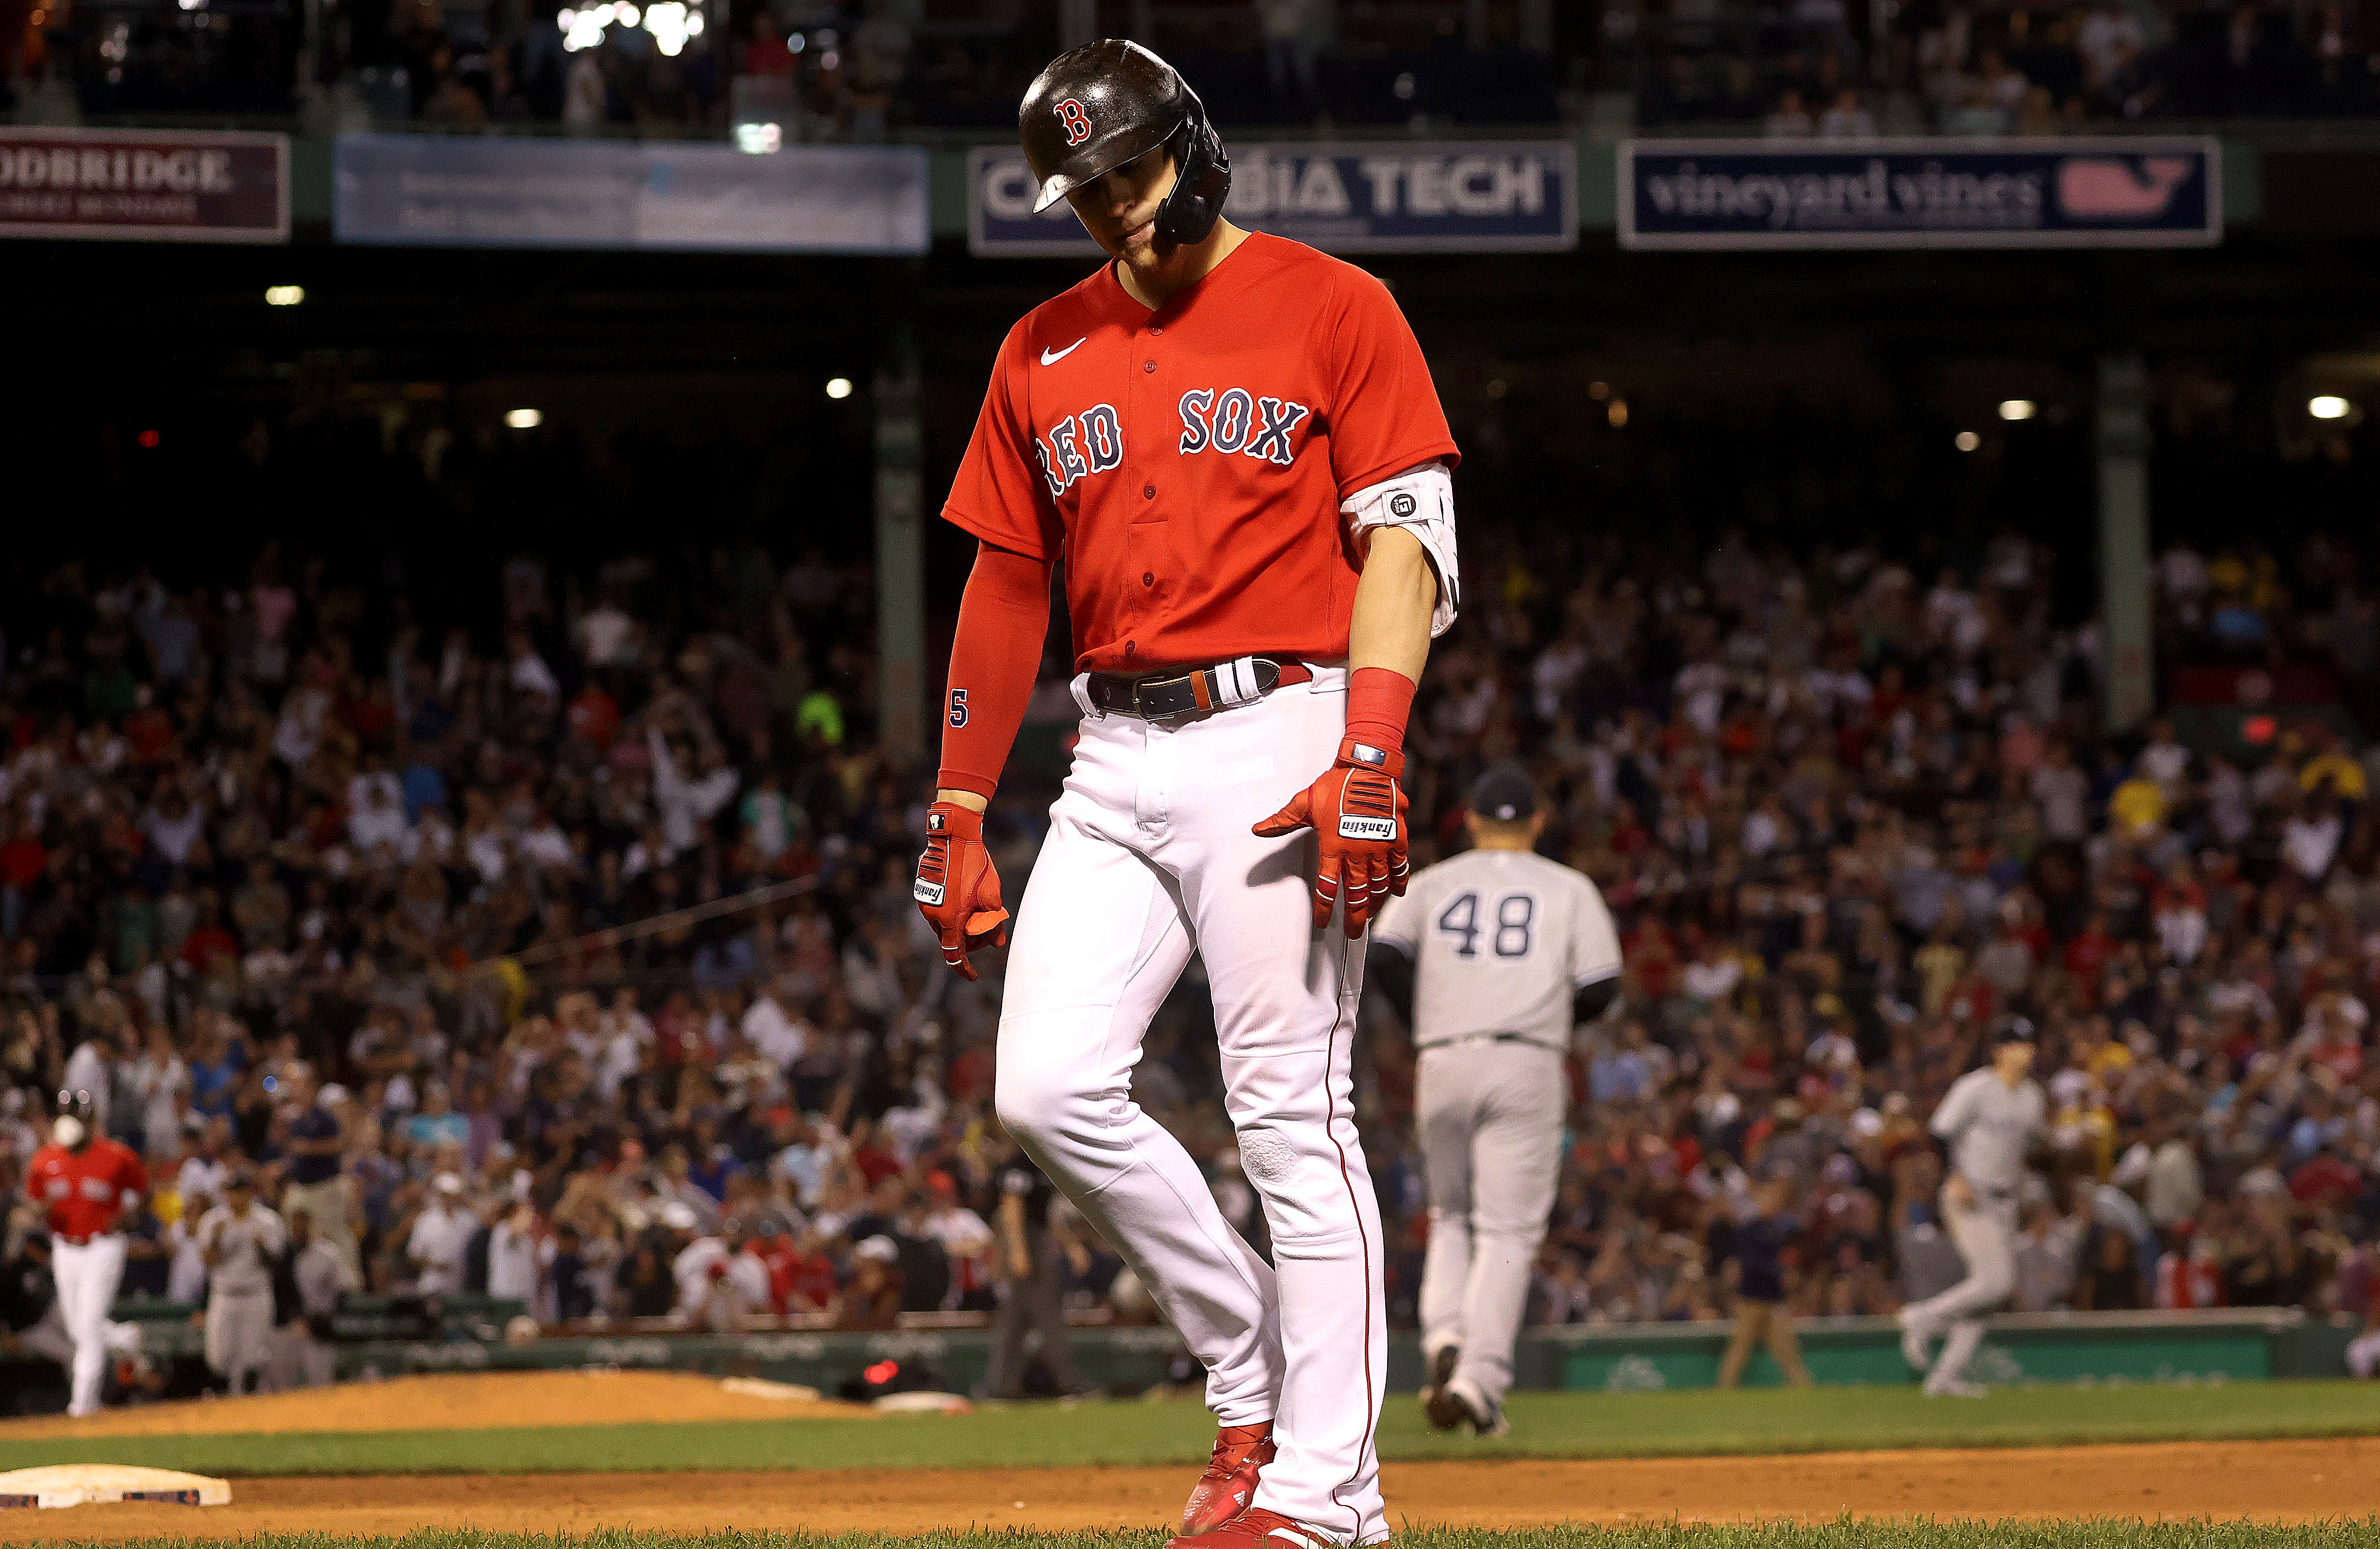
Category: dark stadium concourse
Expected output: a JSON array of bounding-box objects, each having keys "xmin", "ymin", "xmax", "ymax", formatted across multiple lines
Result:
[{"xmin": 14, "ymin": 226, "xmax": 2379, "ymax": 600}]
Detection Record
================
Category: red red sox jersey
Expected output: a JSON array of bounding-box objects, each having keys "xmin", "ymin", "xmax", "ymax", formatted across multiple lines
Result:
[
  {"xmin": 28, "ymin": 1139, "xmax": 148, "ymax": 1239},
  {"xmin": 944, "ymin": 232, "xmax": 1458, "ymax": 675}
]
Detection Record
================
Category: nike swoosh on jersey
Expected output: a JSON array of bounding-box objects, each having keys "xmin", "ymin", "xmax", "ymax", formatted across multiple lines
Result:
[{"xmin": 1040, "ymin": 338, "xmax": 1086, "ymax": 366}]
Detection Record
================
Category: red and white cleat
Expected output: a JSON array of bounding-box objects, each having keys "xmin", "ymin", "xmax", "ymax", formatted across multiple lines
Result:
[
  {"xmin": 1168, "ymin": 1506, "xmax": 1351, "ymax": 1549},
  {"xmin": 1178, "ymin": 1421, "xmax": 1276, "ymax": 1537}
]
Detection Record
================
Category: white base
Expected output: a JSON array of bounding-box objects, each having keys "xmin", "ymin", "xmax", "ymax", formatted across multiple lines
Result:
[{"xmin": 0, "ymin": 1465, "xmax": 232, "ymax": 1509}]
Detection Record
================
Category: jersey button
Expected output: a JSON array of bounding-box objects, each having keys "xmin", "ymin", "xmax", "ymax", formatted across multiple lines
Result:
[
  {"xmin": 1126, "ymin": 641, "xmax": 1137, "ymax": 655},
  {"xmin": 1142, "ymin": 484, "xmax": 1155, "ymax": 499},
  {"xmin": 1142, "ymin": 360, "xmax": 1156, "ymax": 373},
  {"xmin": 1149, "ymin": 325, "xmax": 1163, "ymax": 336},
  {"xmin": 1142, "ymin": 572, "xmax": 1154, "ymax": 586}
]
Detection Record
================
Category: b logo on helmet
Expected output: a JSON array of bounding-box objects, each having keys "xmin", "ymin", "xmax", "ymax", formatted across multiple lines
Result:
[{"xmin": 1056, "ymin": 98, "xmax": 1092, "ymax": 146}]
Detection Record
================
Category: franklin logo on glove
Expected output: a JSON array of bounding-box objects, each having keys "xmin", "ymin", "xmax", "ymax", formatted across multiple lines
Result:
[
  {"xmin": 912, "ymin": 801, "xmax": 1009, "ymax": 980},
  {"xmin": 1339, "ymin": 815, "xmax": 1397, "ymax": 841}
]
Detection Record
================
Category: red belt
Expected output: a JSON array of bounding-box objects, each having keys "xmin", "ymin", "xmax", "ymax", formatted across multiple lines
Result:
[{"xmin": 54, "ymin": 1231, "xmax": 116, "ymax": 1246}]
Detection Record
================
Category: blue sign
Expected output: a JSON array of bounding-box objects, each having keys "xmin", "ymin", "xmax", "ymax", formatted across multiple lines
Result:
[
  {"xmin": 1619, "ymin": 138, "xmax": 2219, "ymax": 250},
  {"xmin": 969, "ymin": 140, "xmax": 1575, "ymax": 257},
  {"xmin": 336, "ymin": 135, "xmax": 928, "ymax": 254}
]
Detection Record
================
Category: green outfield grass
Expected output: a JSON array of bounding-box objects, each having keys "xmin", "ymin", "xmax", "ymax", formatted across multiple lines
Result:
[
  {"xmin": 37, "ymin": 1527, "xmax": 2380, "ymax": 1549},
  {"xmin": 9, "ymin": 1380, "xmax": 2380, "ymax": 1478}
]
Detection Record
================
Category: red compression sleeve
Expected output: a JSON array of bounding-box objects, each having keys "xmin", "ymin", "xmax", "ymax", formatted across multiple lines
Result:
[
  {"xmin": 935, "ymin": 543, "xmax": 1051, "ymax": 799},
  {"xmin": 1343, "ymin": 666, "xmax": 1417, "ymax": 764}
]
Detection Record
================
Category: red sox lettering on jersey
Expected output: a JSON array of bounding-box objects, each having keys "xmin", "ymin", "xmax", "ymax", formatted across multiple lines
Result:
[
  {"xmin": 1033, "ymin": 390, "xmax": 1312, "ymax": 499},
  {"xmin": 946, "ymin": 232, "xmax": 1454, "ymax": 675}
]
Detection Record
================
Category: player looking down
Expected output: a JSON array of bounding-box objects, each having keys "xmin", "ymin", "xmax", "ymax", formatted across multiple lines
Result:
[{"xmin": 915, "ymin": 39, "xmax": 1459, "ymax": 1549}]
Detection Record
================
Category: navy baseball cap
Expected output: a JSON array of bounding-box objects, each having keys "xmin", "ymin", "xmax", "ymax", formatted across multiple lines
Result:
[
  {"xmin": 1469, "ymin": 764, "xmax": 1537, "ymax": 823},
  {"xmin": 1994, "ymin": 1019, "xmax": 2037, "ymax": 1046}
]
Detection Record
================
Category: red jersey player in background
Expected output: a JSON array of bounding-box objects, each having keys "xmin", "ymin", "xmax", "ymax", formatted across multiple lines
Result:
[
  {"xmin": 915, "ymin": 41, "xmax": 1459, "ymax": 1549},
  {"xmin": 25, "ymin": 1086, "xmax": 149, "ymax": 1414}
]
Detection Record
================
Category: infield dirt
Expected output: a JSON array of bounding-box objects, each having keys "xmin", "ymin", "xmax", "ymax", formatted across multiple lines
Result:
[
  {"xmin": 0, "ymin": 1438, "xmax": 2373, "ymax": 1539},
  {"xmin": 0, "ymin": 1371, "xmax": 867, "ymax": 1438}
]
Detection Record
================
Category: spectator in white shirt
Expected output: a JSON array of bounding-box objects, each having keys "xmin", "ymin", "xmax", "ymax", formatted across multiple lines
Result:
[
  {"xmin": 486, "ymin": 1201, "xmax": 554, "ymax": 1316},
  {"xmin": 647, "ymin": 725, "xmax": 739, "ymax": 855},
  {"xmin": 741, "ymin": 982, "xmax": 809, "ymax": 1070},
  {"xmin": 406, "ymin": 1173, "xmax": 479, "ymax": 1295}
]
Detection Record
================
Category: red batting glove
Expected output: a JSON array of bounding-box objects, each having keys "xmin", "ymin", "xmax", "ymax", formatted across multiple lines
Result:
[
  {"xmin": 915, "ymin": 801, "xmax": 1011, "ymax": 980},
  {"xmin": 1252, "ymin": 737, "xmax": 1410, "ymax": 938}
]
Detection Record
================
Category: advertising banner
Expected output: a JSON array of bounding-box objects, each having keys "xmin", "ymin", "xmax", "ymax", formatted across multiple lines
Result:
[
  {"xmin": 335, "ymin": 135, "xmax": 928, "ymax": 254},
  {"xmin": 0, "ymin": 128, "xmax": 288, "ymax": 243},
  {"xmin": 1619, "ymin": 138, "xmax": 2220, "ymax": 249},
  {"xmin": 969, "ymin": 140, "xmax": 1576, "ymax": 257}
]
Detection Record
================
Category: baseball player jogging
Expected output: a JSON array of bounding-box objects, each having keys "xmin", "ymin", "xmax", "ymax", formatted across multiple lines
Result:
[
  {"xmin": 1368, "ymin": 766, "xmax": 1620, "ymax": 1437},
  {"xmin": 916, "ymin": 38, "xmax": 1459, "ymax": 1549},
  {"xmin": 198, "ymin": 1167, "xmax": 285, "ymax": 1393},
  {"xmin": 23, "ymin": 1087, "xmax": 149, "ymax": 1415},
  {"xmin": 1896, "ymin": 1021, "xmax": 2045, "ymax": 1396}
]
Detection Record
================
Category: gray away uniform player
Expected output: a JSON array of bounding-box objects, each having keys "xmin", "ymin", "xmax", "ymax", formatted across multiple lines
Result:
[
  {"xmin": 1368, "ymin": 765, "xmax": 1621, "ymax": 1435},
  {"xmin": 198, "ymin": 1169, "xmax": 284, "ymax": 1393},
  {"xmin": 1896, "ymin": 1022, "xmax": 2046, "ymax": 1396}
]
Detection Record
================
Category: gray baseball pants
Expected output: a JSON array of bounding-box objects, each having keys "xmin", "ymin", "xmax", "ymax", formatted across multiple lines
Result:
[
  {"xmin": 1416, "ymin": 1040, "xmax": 1565, "ymax": 1411},
  {"xmin": 205, "ymin": 1288, "xmax": 275, "ymax": 1392},
  {"xmin": 1906, "ymin": 1186, "xmax": 2018, "ymax": 1389}
]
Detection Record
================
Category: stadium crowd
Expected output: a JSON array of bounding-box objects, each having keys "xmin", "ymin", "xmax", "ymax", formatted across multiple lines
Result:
[
  {"xmin": 8, "ymin": 0, "xmax": 2376, "ymax": 139},
  {"xmin": 3, "ymin": 433, "xmax": 2380, "ymax": 1395}
]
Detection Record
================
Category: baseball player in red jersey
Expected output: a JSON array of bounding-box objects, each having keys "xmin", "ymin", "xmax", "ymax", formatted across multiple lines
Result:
[
  {"xmin": 24, "ymin": 1087, "xmax": 149, "ymax": 1415},
  {"xmin": 915, "ymin": 41, "xmax": 1459, "ymax": 1549}
]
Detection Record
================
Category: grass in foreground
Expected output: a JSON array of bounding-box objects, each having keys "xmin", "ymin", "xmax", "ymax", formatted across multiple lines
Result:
[
  {"xmin": 7, "ymin": 1380, "xmax": 2380, "ymax": 1477},
  {"xmin": 32, "ymin": 1526, "xmax": 2380, "ymax": 1549}
]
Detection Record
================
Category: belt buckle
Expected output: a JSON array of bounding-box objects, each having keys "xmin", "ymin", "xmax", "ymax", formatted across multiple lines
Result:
[{"xmin": 1131, "ymin": 674, "xmax": 1180, "ymax": 720}]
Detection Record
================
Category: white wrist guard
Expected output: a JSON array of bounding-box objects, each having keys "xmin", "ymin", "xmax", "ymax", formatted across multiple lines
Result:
[{"xmin": 1341, "ymin": 461, "xmax": 1459, "ymax": 638}]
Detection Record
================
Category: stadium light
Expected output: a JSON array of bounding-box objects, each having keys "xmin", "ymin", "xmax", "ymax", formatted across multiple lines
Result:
[
  {"xmin": 264, "ymin": 285, "xmax": 304, "ymax": 306},
  {"xmin": 826, "ymin": 377, "xmax": 854, "ymax": 400},
  {"xmin": 1606, "ymin": 400, "xmax": 1629, "ymax": 428},
  {"xmin": 1955, "ymin": 430, "xmax": 1981, "ymax": 452},
  {"xmin": 505, "ymin": 408, "xmax": 543, "ymax": 429},
  {"xmin": 2309, "ymin": 395, "xmax": 2350, "ymax": 420},
  {"xmin": 1997, "ymin": 399, "xmax": 2035, "ymax": 421}
]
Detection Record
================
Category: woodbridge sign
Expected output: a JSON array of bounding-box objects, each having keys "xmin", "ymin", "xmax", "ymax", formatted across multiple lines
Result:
[
  {"xmin": 970, "ymin": 140, "xmax": 1575, "ymax": 256},
  {"xmin": 0, "ymin": 127, "xmax": 288, "ymax": 242},
  {"xmin": 1619, "ymin": 138, "xmax": 2219, "ymax": 249}
]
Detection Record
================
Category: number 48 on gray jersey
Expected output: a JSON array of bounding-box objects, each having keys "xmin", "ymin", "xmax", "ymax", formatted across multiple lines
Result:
[{"xmin": 1372, "ymin": 848, "xmax": 1621, "ymax": 1052}]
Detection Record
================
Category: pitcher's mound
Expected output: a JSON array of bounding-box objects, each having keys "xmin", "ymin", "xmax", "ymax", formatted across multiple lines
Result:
[{"xmin": 0, "ymin": 1371, "xmax": 869, "ymax": 1439}]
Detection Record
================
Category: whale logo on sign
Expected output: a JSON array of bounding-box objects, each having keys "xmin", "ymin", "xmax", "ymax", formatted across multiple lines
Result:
[{"xmin": 2056, "ymin": 157, "xmax": 2193, "ymax": 221}]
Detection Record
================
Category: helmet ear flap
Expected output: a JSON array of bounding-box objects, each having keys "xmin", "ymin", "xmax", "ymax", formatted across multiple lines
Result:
[{"xmin": 1155, "ymin": 102, "xmax": 1230, "ymax": 245}]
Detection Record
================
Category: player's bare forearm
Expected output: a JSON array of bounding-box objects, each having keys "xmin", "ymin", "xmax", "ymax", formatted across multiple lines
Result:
[{"xmin": 1349, "ymin": 527, "xmax": 1435, "ymax": 683}]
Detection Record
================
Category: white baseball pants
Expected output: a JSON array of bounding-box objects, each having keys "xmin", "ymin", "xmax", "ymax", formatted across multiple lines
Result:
[
  {"xmin": 998, "ymin": 663, "xmax": 1389, "ymax": 1545},
  {"xmin": 51, "ymin": 1235, "xmax": 134, "ymax": 1416},
  {"xmin": 1416, "ymin": 1039, "xmax": 1565, "ymax": 1413}
]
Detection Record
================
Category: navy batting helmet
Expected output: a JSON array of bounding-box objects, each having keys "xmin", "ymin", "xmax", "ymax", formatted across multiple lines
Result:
[{"xmin": 1018, "ymin": 40, "xmax": 1230, "ymax": 245}]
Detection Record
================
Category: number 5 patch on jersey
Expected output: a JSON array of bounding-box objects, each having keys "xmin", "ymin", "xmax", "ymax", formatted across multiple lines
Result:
[{"xmin": 948, "ymin": 688, "xmax": 969, "ymax": 728}]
